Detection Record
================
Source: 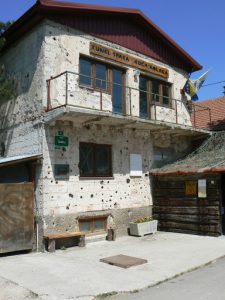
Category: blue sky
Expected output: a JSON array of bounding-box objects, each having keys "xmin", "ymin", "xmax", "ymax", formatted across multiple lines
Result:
[{"xmin": 1, "ymin": 0, "xmax": 225, "ymax": 101}]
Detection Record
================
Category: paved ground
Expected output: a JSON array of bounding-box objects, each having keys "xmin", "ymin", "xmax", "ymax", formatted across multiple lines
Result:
[
  {"xmin": 112, "ymin": 256, "xmax": 225, "ymax": 300},
  {"xmin": 1, "ymin": 232, "xmax": 225, "ymax": 300}
]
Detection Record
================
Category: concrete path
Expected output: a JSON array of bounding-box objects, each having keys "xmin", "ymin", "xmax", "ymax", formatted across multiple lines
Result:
[
  {"xmin": 111, "ymin": 256, "xmax": 225, "ymax": 300},
  {"xmin": 0, "ymin": 232, "xmax": 225, "ymax": 300}
]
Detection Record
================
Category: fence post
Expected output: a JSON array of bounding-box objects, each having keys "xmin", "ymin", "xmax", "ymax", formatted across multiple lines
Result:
[
  {"xmin": 193, "ymin": 103, "xmax": 196, "ymax": 128},
  {"xmin": 154, "ymin": 95, "xmax": 157, "ymax": 121},
  {"xmin": 175, "ymin": 99, "xmax": 178, "ymax": 124}
]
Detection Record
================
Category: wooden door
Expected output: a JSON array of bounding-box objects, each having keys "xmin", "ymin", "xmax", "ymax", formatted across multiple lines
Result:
[{"xmin": 0, "ymin": 183, "xmax": 34, "ymax": 254}]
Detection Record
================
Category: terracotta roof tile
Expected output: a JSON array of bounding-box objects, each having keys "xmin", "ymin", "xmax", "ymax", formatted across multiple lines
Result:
[{"xmin": 191, "ymin": 96, "xmax": 225, "ymax": 130}]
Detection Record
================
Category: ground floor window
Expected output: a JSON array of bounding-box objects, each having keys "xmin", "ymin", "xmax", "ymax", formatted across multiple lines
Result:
[
  {"xmin": 79, "ymin": 217, "xmax": 107, "ymax": 234},
  {"xmin": 79, "ymin": 142, "xmax": 112, "ymax": 178}
]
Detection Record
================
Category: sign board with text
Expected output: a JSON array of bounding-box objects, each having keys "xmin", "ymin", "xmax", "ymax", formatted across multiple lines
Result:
[{"xmin": 90, "ymin": 42, "xmax": 169, "ymax": 79}]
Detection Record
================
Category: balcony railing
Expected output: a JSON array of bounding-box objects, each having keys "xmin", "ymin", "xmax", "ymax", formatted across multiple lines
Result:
[{"xmin": 46, "ymin": 71, "xmax": 211, "ymax": 129}]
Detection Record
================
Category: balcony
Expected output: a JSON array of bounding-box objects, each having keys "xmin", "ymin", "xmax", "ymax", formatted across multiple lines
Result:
[{"xmin": 45, "ymin": 71, "xmax": 211, "ymax": 136}]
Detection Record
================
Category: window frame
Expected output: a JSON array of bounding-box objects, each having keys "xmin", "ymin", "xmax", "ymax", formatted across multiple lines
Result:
[
  {"xmin": 79, "ymin": 142, "xmax": 113, "ymax": 178},
  {"xmin": 139, "ymin": 75, "xmax": 172, "ymax": 114},
  {"xmin": 79, "ymin": 56, "xmax": 127, "ymax": 115},
  {"xmin": 79, "ymin": 57, "xmax": 111, "ymax": 93},
  {"xmin": 79, "ymin": 217, "xmax": 107, "ymax": 235}
]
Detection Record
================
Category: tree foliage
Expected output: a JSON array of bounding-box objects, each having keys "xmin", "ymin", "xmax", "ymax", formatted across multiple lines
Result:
[
  {"xmin": 0, "ymin": 21, "xmax": 17, "ymax": 101},
  {"xmin": 0, "ymin": 21, "xmax": 13, "ymax": 51}
]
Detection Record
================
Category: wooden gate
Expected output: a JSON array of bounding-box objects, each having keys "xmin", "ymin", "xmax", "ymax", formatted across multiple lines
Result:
[{"xmin": 0, "ymin": 183, "xmax": 34, "ymax": 254}]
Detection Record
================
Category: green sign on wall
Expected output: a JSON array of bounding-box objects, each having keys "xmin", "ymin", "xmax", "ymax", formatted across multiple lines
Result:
[{"xmin": 55, "ymin": 135, "xmax": 69, "ymax": 147}]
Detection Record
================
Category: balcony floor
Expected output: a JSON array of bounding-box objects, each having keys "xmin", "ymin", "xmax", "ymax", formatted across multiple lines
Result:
[{"xmin": 44, "ymin": 105, "xmax": 211, "ymax": 138}]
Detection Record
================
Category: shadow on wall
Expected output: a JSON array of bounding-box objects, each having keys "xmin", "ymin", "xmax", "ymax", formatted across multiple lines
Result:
[{"xmin": 0, "ymin": 26, "xmax": 44, "ymax": 157}]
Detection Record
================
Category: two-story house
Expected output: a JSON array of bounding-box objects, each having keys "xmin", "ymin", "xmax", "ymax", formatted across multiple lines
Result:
[{"xmin": 0, "ymin": 0, "xmax": 210, "ymax": 253}]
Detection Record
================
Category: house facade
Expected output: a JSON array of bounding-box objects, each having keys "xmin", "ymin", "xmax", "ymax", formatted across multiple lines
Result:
[{"xmin": 0, "ymin": 0, "xmax": 210, "ymax": 253}]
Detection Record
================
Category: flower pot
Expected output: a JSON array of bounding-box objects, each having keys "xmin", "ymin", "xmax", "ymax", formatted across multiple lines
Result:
[{"xmin": 129, "ymin": 220, "xmax": 158, "ymax": 237}]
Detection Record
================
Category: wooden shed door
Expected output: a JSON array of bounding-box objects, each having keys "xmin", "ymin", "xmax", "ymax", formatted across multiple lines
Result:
[{"xmin": 0, "ymin": 183, "xmax": 34, "ymax": 254}]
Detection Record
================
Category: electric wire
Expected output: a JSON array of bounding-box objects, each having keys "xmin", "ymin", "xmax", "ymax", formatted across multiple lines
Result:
[{"xmin": 202, "ymin": 80, "xmax": 225, "ymax": 87}]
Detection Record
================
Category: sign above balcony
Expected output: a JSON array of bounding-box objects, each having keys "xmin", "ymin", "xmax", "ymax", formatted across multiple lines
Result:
[{"xmin": 90, "ymin": 42, "xmax": 169, "ymax": 79}]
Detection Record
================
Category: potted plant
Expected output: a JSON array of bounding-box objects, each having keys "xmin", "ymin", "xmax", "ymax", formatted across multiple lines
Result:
[{"xmin": 129, "ymin": 217, "xmax": 158, "ymax": 237}]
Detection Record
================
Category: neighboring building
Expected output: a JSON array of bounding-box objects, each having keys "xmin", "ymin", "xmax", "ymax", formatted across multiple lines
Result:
[
  {"xmin": 151, "ymin": 96, "xmax": 225, "ymax": 237},
  {"xmin": 0, "ymin": 0, "xmax": 210, "ymax": 253},
  {"xmin": 191, "ymin": 96, "xmax": 225, "ymax": 130}
]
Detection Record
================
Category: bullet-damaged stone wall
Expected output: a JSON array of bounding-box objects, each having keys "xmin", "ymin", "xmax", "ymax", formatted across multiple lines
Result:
[
  {"xmin": 42, "ymin": 122, "xmax": 153, "ymax": 234},
  {"xmin": 0, "ymin": 18, "xmax": 196, "ymax": 247},
  {"xmin": 43, "ymin": 20, "xmax": 192, "ymax": 126}
]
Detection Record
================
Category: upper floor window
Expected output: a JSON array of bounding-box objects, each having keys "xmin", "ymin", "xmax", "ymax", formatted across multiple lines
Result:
[
  {"xmin": 79, "ymin": 57, "xmax": 125, "ymax": 115},
  {"xmin": 79, "ymin": 57, "xmax": 108, "ymax": 92},
  {"xmin": 139, "ymin": 76, "xmax": 172, "ymax": 118}
]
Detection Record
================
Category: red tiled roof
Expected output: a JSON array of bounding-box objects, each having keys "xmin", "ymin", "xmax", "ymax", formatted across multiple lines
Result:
[{"xmin": 192, "ymin": 96, "xmax": 225, "ymax": 130}]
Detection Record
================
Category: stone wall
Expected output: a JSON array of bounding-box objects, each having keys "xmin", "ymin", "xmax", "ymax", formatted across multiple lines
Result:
[
  {"xmin": 41, "ymin": 122, "xmax": 153, "ymax": 234},
  {"xmin": 0, "ymin": 26, "xmax": 46, "ymax": 157},
  {"xmin": 0, "ymin": 20, "xmax": 196, "ymax": 248},
  {"xmin": 43, "ymin": 20, "xmax": 191, "ymax": 126}
]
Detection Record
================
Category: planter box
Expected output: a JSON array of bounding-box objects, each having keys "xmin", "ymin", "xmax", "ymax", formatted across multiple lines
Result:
[{"xmin": 129, "ymin": 220, "xmax": 158, "ymax": 237}]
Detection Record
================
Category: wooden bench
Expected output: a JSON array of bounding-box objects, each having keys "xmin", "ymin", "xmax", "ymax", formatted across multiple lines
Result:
[{"xmin": 44, "ymin": 231, "xmax": 86, "ymax": 252}]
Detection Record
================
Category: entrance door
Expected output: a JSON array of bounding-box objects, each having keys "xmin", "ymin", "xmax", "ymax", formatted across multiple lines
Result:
[
  {"xmin": 0, "ymin": 183, "xmax": 34, "ymax": 254},
  {"xmin": 221, "ymin": 173, "xmax": 225, "ymax": 234},
  {"xmin": 112, "ymin": 69, "xmax": 124, "ymax": 114}
]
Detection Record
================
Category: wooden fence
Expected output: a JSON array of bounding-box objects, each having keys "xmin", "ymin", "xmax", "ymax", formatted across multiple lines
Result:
[{"xmin": 152, "ymin": 174, "xmax": 221, "ymax": 236}]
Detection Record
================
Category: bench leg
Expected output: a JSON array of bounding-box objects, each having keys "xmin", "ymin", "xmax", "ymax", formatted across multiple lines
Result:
[
  {"xmin": 78, "ymin": 236, "xmax": 86, "ymax": 247},
  {"xmin": 48, "ymin": 239, "xmax": 56, "ymax": 252}
]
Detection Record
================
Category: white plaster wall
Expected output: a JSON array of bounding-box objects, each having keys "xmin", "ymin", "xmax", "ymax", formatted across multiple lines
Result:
[
  {"xmin": 43, "ymin": 20, "xmax": 191, "ymax": 125},
  {"xmin": 0, "ymin": 19, "xmax": 193, "ymax": 157},
  {"xmin": 42, "ymin": 123, "xmax": 153, "ymax": 219}
]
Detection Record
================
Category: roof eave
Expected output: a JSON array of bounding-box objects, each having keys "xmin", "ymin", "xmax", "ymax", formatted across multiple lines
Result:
[{"xmin": 2, "ymin": 0, "xmax": 202, "ymax": 72}]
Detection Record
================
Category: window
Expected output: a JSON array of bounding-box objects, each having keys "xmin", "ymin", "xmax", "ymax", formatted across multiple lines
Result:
[
  {"xmin": 79, "ymin": 217, "xmax": 107, "ymax": 234},
  {"xmin": 79, "ymin": 57, "xmax": 125, "ymax": 114},
  {"xmin": 139, "ymin": 76, "xmax": 172, "ymax": 117},
  {"xmin": 79, "ymin": 57, "xmax": 108, "ymax": 91},
  {"xmin": 79, "ymin": 143, "xmax": 112, "ymax": 177}
]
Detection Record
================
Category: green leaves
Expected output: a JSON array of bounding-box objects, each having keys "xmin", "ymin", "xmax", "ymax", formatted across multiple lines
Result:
[
  {"xmin": 133, "ymin": 216, "xmax": 154, "ymax": 223},
  {"xmin": 0, "ymin": 21, "xmax": 13, "ymax": 51}
]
